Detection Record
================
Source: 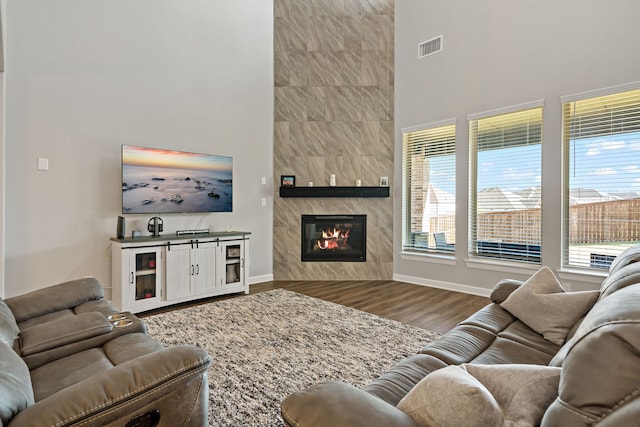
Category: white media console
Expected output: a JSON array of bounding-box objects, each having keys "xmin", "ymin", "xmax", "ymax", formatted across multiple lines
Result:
[{"xmin": 111, "ymin": 231, "xmax": 250, "ymax": 313}]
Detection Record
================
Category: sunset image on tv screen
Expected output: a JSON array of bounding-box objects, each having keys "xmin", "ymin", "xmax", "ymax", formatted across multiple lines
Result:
[{"xmin": 122, "ymin": 145, "xmax": 232, "ymax": 214}]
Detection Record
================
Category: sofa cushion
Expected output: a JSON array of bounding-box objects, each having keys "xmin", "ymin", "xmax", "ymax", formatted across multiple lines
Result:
[
  {"xmin": 5, "ymin": 277, "xmax": 104, "ymax": 323},
  {"xmin": 465, "ymin": 364, "xmax": 560, "ymax": 426},
  {"xmin": 500, "ymin": 266, "xmax": 599, "ymax": 345},
  {"xmin": 103, "ymin": 332, "xmax": 164, "ymax": 365},
  {"xmin": 397, "ymin": 364, "xmax": 560, "ymax": 427},
  {"xmin": 19, "ymin": 311, "xmax": 113, "ymax": 356},
  {"xmin": 397, "ymin": 365, "xmax": 503, "ymax": 427},
  {"xmin": 497, "ymin": 321, "xmax": 561, "ymax": 356},
  {"xmin": 364, "ymin": 354, "xmax": 448, "ymax": 406},
  {"xmin": 21, "ymin": 315, "xmax": 147, "ymax": 371},
  {"xmin": 599, "ymin": 261, "xmax": 640, "ymax": 300},
  {"xmin": 0, "ymin": 299, "xmax": 20, "ymax": 347},
  {"xmin": 16, "ymin": 308, "xmax": 75, "ymax": 330},
  {"xmin": 608, "ymin": 243, "xmax": 640, "ymax": 274},
  {"xmin": 30, "ymin": 348, "xmax": 114, "ymax": 401},
  {"xmin": 470, "ymin": 335, "xmax": 557, "ymax": 366},
  {"xmin": 0, "ymin": 341, "xmax": 34, "ymax": 424},
  {"xmin": 73, "ymin": 299, "xmax": 121, "ymax": 316},
  {"xmin": 30, "ymin": 333, "xmax": 163, "ymax": 401},
  {"xmin": 419, "ymin": 324, "xmax": 498, "ymax": 365},
  {"xmin": 458, "ymin": 303, "xmax": 516, "ymax": 335}
]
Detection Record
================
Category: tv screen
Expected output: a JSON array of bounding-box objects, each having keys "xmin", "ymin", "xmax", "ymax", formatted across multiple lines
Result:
[{"xmin": 122, "ymin": 145, "xmax": 232, "ymax": 214}]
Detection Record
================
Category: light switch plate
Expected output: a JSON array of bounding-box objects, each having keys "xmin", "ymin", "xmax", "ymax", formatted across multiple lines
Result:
[{"xmin": 37, "ymin": 157, "xmax": 49, "ymax": 171}]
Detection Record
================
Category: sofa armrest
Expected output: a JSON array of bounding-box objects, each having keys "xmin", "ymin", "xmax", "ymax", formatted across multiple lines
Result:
[
  {"xmin": 6, "ymin": 277, "xmax": 105, "ymax": 323},
  {"xmin": 8, "ymin": 345, "xmax": 212, "ymax": 427},
  {"xmin": 490, "ymin": 279, "xmax": 523, "ymax": 304},
  {"xmin": 19, "ymin": 312, "xmax": 112, "ymax": 356},
  {"xmin": 281, "ymin": 382, "xmax": 421, "ymax": 427}
]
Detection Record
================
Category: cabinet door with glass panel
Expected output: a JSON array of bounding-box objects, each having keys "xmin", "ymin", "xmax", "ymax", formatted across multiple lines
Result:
[
  {"xmin": 217, "ymin": 239, "xmax": 247, "ymax": 292},
  {"xmin": 124, "ymin": 246, "xmax": 163, "ymax": 312}
]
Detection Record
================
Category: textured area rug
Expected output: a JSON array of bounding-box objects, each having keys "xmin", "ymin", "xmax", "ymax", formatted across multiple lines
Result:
[{"xmin": 144, "ymin": 289, "xmax": 440, "ymax": 427}]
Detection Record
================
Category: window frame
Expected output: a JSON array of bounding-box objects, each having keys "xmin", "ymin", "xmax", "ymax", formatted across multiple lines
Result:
[
  {"xmin": 560, "ymin": 82, "xmax": 640, "ymax": 270},
  {"xmin": 467, "ymin": 100, "xmax": 544, "ymax": 265},
  {"xmin": 401, "ymin": 118, "xmax": 457, "ymax": 256}
]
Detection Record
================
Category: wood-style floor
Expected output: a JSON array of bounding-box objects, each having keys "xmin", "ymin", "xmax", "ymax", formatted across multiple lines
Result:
[
  {"xmin": 249, "ymin": 280, "xmax": 489, "ymax": 335},
  {"xmin": 142, "ymin": 280, "xmax": 490, "ymax": 335}
]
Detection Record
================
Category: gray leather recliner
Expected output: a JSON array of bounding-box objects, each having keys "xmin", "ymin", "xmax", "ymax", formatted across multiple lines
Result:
[{"xmin": 0, "ymin": 277, "xmax": 211, "ymax": 427}]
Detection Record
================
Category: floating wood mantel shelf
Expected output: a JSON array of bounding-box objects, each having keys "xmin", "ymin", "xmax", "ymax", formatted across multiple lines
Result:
[{"xmin": 279, "ymin": 186, "xmax": 389, "ymax": 198}]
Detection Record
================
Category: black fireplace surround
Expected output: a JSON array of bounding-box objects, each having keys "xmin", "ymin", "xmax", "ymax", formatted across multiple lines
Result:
[{"xmin": 301, "ymin": 215, "xmax": 366, "ymax": 262}]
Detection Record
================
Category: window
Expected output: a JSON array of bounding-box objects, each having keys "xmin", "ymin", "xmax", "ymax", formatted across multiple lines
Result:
[
  {"xmin": 562, "ymin": 87, "xmax": 640, "ymax": 270},
  {"xmin": 402, "ymin": 121, "xmax": 456, "ymax": 253},
  {"xmin": 469, "ymin": 104, "xmax": 543, "ymax": 263}
]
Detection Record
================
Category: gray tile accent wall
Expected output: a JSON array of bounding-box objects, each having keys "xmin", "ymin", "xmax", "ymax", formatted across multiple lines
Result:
[{"xmin": 273, "ymin": 0, "xmax": 394, "ymax": 280}]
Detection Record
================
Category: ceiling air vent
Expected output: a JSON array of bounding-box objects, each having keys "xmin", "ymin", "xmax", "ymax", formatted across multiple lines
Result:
[{"xmin": 418, "ymin": 35, "xmax": 443, "ymax": 59}]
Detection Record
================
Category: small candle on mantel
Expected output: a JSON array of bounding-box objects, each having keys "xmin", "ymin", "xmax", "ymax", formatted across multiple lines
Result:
[{"xmin": 356, "ymin": 180, "xmax": 362, "ymax": 187}]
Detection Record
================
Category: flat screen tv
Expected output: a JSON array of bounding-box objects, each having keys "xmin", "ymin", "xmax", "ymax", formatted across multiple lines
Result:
[{"xmin": 122, "ymin": 145, "xmax": 232, "ymax": 214}]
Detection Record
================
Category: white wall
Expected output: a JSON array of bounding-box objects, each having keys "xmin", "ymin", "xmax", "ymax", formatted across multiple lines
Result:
[
  {"xmin": 0, "ymin": 0, "xmax": 4, "ymax": 298},
  {"xmin": 4, "ymin": 0, "xmax": 274, "ymax": 297},
  {"xmin": 394, "ymin": 0, "xmax": 640, "ymax": 294}
]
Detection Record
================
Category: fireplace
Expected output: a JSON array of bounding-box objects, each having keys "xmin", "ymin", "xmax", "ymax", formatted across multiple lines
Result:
[{"xmin": 301, "ymin": 215, "xmax": 366, "ymax": 262}]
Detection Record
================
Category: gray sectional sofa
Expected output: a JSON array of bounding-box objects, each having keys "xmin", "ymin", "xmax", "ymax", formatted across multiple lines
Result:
[
  {"xmin": 0, "ymin": 277, "xmax": 211, "ymax": 426},
  {"xmin": 282, "ymin": 245, "xmax": 640, "ymax": 426}
]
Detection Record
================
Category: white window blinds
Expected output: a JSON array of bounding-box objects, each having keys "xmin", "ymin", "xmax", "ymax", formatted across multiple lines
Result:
[
  {"xmin": 562, "ymin": 87, "xmax": 640, "ymax": 269},
  {"xmin": 402, "ymin": 122, "xmax": 456, "ymax": 253},
  {"xmin": 469, "ymin": 106, "xmax": 543, "ymax": 263}
]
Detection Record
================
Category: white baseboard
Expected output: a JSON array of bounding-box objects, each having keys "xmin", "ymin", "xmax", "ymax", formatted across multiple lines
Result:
[
  {"xmin": 249, "ymin": 274, "xmax": 274, "ymax": 285},
  {"xmin": 392, "ymin": 273, "xmax": 493, "ymax": 298},
  {"xmin": 246, "ymin": 271, "xmax": 492, "ymax": 297}
]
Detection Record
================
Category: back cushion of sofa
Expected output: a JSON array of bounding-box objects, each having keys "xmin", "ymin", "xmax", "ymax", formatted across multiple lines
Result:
[
  {"xmin": 607, "ymin": 243, "xmax": 640, "ymax": 274},
  {"xmin": 542, "ymin": 284, "xmax": 640, "ymax": 426},
  {"xmin": 0, "ymin": 341, "xmax": 35, "ymax": 424},
  {"xmin": 599, "ymin": 261, "xmax": 640, "ymax": 300},
  {"xmin": 0, "ymin": 299, "xmax": 20, "ymax": 347},
  {"xmin": 5, "ymin": 277, "xmax": 104, "ymax": 323}
]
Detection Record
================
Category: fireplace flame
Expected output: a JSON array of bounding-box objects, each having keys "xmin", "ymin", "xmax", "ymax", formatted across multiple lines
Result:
[{"xmin": 316, "ymin": 228, "xmax": 351, "ymax": 250}]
